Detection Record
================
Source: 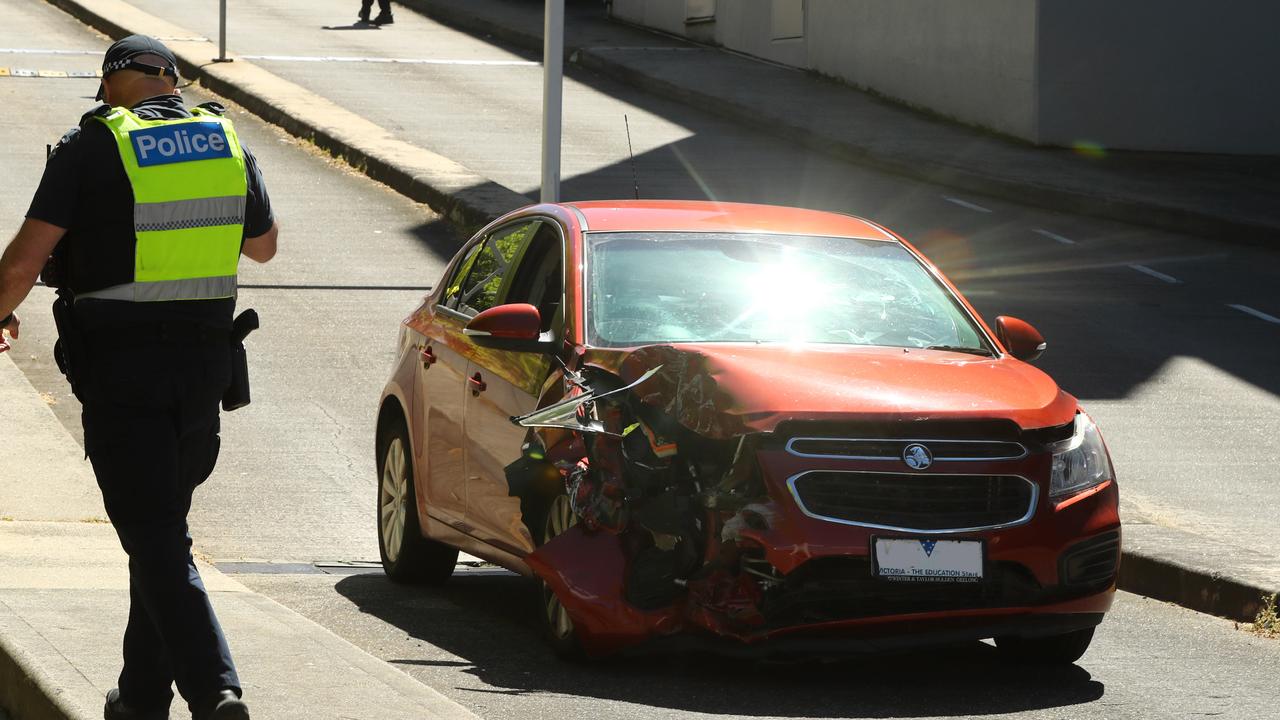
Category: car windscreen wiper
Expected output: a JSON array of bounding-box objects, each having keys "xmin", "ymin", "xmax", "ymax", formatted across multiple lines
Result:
[{"xmin": 925, "ymin": 345, "xmax": 996, "ymax": 357}]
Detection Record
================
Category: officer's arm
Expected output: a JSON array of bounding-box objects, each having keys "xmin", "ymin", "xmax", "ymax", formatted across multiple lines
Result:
[
  {"xmin": 0, "ymin": 218, "xmax": 68, "ymax": 338},
  {"xmin": 242, "ymin": 221, "xmax": 278, "ymax": 264}
]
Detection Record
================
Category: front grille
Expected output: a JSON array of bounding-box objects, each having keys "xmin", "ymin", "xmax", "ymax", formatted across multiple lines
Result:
[
  {"xmin": 763, "ymin": 558, "xmax": 1044, "ymax": 625},
  {"xmin": 790, "ymin": 471, "xmax": 1036, "ymax": 531},
  {"xmin": 1059, "ymin": 531, "xmax": 1121, "ymax": 588},
  {"xmin": 786, "ymin": 437, "xmax": 1026, "ymax": 461}
]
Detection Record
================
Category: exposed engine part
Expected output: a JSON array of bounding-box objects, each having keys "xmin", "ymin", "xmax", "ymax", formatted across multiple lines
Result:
[
  {"xmin": 741, "ymin": 556, "xmax": 785, "ymax": 588},
  {"xmin": 721, "ymin": 503, "xmax": 778, "ymax": 544},
  {"xmin": 519, "ymin": 362, "xmax": 776, "ymax": 619},
  {"xmin": 563, "ymin": 458, "xmax": 625, "ymax": 532}
]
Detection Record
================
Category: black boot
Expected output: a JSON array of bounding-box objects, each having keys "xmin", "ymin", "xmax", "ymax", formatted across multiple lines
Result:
[
  {"xmin": 103, "ymin": 688, "xmax": 170, "ymax": 720},
  {"xmin": 192, "ymin": 690, "xmax": 249, "ymax": 720},
  {"xmin": 372, "ymin": 10, "xmax": 394, "ymax": 25},
  {"xmin": 357, "ymin": 2, "xmax": 372, "ymax": 23}
]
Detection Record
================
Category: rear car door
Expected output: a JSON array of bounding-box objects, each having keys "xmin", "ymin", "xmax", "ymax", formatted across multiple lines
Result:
[{"xmin": 462, "ymin": 220, "xmax": 565, "ymax": 555}]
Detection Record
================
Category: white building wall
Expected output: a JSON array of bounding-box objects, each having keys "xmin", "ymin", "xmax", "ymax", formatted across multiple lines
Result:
[{"xmin": 805, "ymin": 0, "xmax": 1039, "ymax": 139}]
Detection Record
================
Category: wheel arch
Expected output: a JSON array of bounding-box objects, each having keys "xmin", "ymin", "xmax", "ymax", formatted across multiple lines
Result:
[{"xmin": 375, "ymin": 394, "xmax": 410, "ymax": 466}]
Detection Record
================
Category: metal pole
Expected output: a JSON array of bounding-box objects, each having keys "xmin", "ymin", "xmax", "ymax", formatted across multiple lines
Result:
[
  {"xmin": 541, "ymin": 0, "xmax": 564, "ymax": 203},
  {"xmin": 217, "ymin": 0, "xmax": 229, "ymax": 62}
]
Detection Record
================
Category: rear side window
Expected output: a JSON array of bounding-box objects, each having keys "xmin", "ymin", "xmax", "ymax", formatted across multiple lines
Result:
[{"xmin": 450, "ymin": 221, "xmax": 536, "ymax": 316}]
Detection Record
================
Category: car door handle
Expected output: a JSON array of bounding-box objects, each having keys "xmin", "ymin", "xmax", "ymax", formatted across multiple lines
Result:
[
  {"xmin": 468, "ymin": 372, "xmax": 487, "ymax": 395},
  {"xmin": 420, "ymin": 346, "xmax": 437, "ymax": 367}
]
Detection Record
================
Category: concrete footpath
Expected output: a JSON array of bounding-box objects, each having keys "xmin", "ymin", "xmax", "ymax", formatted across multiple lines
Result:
[{"xmin": 0, "ymin": 353, "xmax": 480, "ymax": 719}]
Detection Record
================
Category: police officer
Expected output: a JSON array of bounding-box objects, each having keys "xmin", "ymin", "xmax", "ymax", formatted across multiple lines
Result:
[{"xmin": 0, "ymin": 35, "xmax": 276, "ymax": 720}]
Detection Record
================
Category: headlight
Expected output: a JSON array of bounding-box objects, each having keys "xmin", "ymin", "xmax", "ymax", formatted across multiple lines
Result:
[{"xmin": 1049, "ymin": 413, "xmax": 1114, "ymax": 498}]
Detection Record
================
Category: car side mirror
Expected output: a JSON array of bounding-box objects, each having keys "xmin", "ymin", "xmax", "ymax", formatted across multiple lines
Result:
[
  {"xmin": 464, "ymin": 303, "xmax": 558, "ymax": 354},
  {"xmin": 994, "ymin": 316, "xmax": 1046, "ymax": 362}
]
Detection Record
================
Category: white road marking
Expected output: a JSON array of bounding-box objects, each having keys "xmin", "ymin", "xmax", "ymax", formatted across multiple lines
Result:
[
  {"xmin": 1129, "ymin": 264, "xmax": 1181, "ymax": 284},
  {"xmin": 0, "ymin": 48, "xmax": 100, "ymax": 55},
  {"xmin": 942, "ymin": 196, "xmax": 993, "ymax": 213},
  {"xmin": 1228, "ymin": 304, "xmax": 1280, "ymax": 325},
  {"xmin": 588, "ymin": 46, "xmax": 705, "ymax": 52},
  {"xmin": 240, "ymin": 54, "xmax": 538, "ymax": 66},
  {"xmin": 1032, "ymin": 228, "xmax": 1077, "ymax": 245}
]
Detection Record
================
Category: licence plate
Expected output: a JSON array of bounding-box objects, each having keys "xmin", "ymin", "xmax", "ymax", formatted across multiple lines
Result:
[{"xmin": 873, "ymin": 538, "xmax": 984, "ymax": 582}]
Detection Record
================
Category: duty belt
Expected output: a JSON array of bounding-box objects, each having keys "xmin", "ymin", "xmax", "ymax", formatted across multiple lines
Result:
[{"xmin": 84, "ymin": 321, "xmax": 230, "ymax": 346}]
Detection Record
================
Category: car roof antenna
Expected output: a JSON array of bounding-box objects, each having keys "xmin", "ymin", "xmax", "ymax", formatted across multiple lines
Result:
[{"xmin": 625, "ymin": 114, "xmax": 640, "ymax": 200}]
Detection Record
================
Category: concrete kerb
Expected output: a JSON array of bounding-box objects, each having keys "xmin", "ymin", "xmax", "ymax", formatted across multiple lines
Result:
[
  {"xmin": 0, "ymin": 630, "xmax": 79, "ymax": 720},
  {"xmin": 44, "ymin": 0, "xmax": 528, "ymax": 237},
  {"xmin": 398, "ymin": 0, "xmax": 1278, "ymax": 246},
  {"xmin": 35, "ymin": 0, "xmax": 1278, "ymax": 633}
]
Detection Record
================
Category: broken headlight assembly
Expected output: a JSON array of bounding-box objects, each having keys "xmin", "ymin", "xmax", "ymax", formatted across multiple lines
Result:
[{"xmin": 1049, "ymin": 412, "xmax": 1114, "ymax": 499}]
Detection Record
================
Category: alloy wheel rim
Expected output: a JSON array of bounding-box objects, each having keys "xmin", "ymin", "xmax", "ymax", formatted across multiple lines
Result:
[
  {"xmin": 380, "ymin": 437, "xmax": 407, "ymax": 563},
  {"xmin": 542, "ymin": 494, "xmax": 577, "ymax": 640}
]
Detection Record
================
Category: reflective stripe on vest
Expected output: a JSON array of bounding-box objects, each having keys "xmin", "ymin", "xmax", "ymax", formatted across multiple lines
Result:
[
  {"xmin": 76, "ymin": 276, "xmax": 238, "ymax": 302},
  {"xmin": 93, "ymin": 106, "xmax": 247, "ymax": 301}
]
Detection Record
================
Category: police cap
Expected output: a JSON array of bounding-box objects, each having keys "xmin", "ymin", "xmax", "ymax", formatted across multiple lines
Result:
[{"xmin": 96, "ymin": 35, "xmax": 180, "ymax": 101}]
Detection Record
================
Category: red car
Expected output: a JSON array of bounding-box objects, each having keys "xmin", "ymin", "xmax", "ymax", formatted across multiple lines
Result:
[{"xmin": 375, "ymin": 200, "xmax": 1120, "ymax": 663}]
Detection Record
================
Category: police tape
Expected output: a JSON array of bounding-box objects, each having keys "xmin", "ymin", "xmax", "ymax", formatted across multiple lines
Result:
[{"xmin": 0, "ymin": 68, "xmax": 102, "ymax": 78}]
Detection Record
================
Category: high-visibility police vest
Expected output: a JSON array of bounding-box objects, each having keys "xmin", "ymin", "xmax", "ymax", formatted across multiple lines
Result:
[{"xmin": 78, "ymin": 106, "xmax": 247, "ymax": 302}]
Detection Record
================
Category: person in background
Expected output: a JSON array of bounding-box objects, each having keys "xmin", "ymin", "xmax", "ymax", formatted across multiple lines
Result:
[{"xmin": 359, "ymin": 0, "xmax": 394, "ymax": 25}]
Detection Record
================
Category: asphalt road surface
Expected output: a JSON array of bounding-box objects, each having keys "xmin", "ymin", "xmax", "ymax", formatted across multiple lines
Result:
[
  {"xmin": 1, "ymin": 1, "xmax": 1278, "ymax": 718},
  {"xmin": 50, "ymin": 0, "xmax": 1280, "ymax": 556}
]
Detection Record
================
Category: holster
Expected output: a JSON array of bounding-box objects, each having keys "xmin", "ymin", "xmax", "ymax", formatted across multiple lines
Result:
[
  {"xmin": 223, "ymin": 309, "xmax": 260, "ymax": 412},
  {"xmin": 50, "ymin": 288, "xmax": 87, "ymax": 400}
]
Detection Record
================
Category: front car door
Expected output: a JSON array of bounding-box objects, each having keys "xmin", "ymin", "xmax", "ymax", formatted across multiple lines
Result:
[
  {"xmin": 409, "ymin": 223, "xmax": 526, "ymax": 532},
  {"xmin": 462, "ymin": 220, "xmax": 566, "ymax": 556}
]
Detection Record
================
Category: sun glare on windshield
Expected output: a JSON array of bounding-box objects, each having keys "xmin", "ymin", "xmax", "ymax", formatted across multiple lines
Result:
[{"xmin": 586, "ymin": 232, "xmax": 986, "ymax": 350}]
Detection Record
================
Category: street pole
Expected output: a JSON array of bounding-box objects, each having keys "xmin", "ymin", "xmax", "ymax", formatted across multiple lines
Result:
[
  {"xmin": 215, "ymin": 0, "xmax": 230, "ymax": 62},
  {"xmin": 541, "ymin": 0, "xmax": 564, "ymax": 203}
]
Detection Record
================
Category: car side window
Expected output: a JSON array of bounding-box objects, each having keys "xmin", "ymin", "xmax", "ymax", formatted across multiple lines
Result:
[
  {"xmin": 503, "ymin": 223, "xmax": 564, "ymax": 334},
  {"xmin": 439, "ymin": 241, "xmax": 485, "ymax": 310},
  {"xmin": 452, "ymin": 221, "xmax": 537, "ymax": 316}
]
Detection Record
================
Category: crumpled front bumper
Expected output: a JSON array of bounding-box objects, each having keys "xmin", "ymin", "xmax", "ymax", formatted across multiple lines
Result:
[{"xmin": 527, "ymin": 458, "xmax": 1119, "ymax": 657}]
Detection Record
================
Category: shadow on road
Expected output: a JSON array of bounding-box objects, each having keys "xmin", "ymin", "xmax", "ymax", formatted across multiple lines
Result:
[
  {"xmin": 334, "ymin": 572, "xmax": 1105, "ymax": 718},
  {"xmin": 409, "ymin": 217, "xmax": 469, "ymax": 262}
]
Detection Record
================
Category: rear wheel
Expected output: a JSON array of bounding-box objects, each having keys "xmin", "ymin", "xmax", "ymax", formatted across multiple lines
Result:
[
  {"xmin": 995, "ymin": 627, "xmax": 1095, "ymax": 665},
  {"xmin": 535, "ymin": 493, "xmax": 584, "ymax": 660},
  {"xmin": 377, "ymin": 417, "xmax": 458, "ymax": 584}
]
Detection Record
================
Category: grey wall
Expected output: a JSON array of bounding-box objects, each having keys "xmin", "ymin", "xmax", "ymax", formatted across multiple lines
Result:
[
  {"xmin": 806, "ymin": 0, "xmax": 1038, "ymax": 139},
  {"xmin": 1037, "ymin": 1, "xmax": 1280, "ymax": 154},
  {"xmin": 610, "ymin": 0, "xmax": 688, "ymax": 37},
  {"xmin": 713, "ymin": 0, "xmax": 809, "ymax": 69},
  {"xmin": 609, "ymin": 0, "xmax": 1280, "ymax": 154}
]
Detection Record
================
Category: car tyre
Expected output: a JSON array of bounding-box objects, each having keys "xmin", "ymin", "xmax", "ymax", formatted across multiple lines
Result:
[
  {"xmin": 994, "ymin": 627, "xmax": 1095, "ymax": 665},
  {"xmin": 533, "ymin": 493, "xmax": 586, "ymax": 661},
  {"xmin": 377, "ymin": 415, "xmax": 458, "ymax": 584}
]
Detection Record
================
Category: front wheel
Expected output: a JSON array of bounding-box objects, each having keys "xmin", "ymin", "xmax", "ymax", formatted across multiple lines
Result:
[
  {"xmin": 995, "ymin": 627, "xmax": 1095, "ymax": 665},
  {"xmin": 535, "ymin": 493, "xmax": 585, "ymax": 660},
  {"xmin": 377, "ymin": 417, "xmax": 458, "ymax": 584}
]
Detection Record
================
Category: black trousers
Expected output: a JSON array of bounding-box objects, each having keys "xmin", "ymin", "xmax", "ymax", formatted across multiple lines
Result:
[
  {"xmin": 79, "ymin": 323, "xmax": 238, "ymax": 713},
  {"xmin": 360, "ymin": 0, "xmax": 391, "ymax": 14}
]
